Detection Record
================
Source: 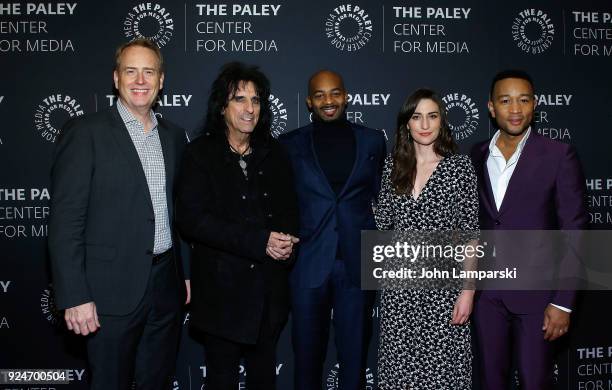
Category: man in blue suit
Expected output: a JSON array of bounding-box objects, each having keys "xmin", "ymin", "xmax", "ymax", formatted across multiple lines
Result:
[{"xmin": 279, "ymin": 70, "xmax": 386, "ymax": 389}]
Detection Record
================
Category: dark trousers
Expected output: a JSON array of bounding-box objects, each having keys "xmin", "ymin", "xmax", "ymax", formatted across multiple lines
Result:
[
  {"xmin": 473, "ymin": 292, "xmax": 554, "ymax": 390},
  {"xmin": 86, "ymin": 252, "xmax": 182, "ymax": 390},
  {"xmin": 291, "ymin": 259, "xmax": 375, "ymax": 390},
  {"xmin": 202, "ymin": 312, "xmax": 283, "ymax": 390}
]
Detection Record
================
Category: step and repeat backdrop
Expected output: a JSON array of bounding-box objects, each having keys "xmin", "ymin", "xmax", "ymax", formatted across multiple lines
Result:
[{"xmin": 1, "ymin": 0, "xmax": 612, "ymax": 389}]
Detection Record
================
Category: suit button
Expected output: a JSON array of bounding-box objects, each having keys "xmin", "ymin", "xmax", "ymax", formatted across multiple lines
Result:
[
  {"xmin": 250, "ymin": 264, "xmax": 255, "ymax": 269},
  {"xmin": 263, "ymin": 192, "xmax": 268, "ymax": 197},
  {"xmin": 146, "ymin": 249, "xmax": 153, "ymax": 255},
  {"xmin": 495, "ymin": 220, "xmax": 501, "ymax": 225},
  {"xmin": 241, "ymin": 195, "xmax": 247, "ymax": 200},
  {"xmin": 267, "ymin": 213, "xmax": 273, "ymax": 218},
  {"xmin": 258, "ymin": 170, "xmax": 263, "ymax": 175}
]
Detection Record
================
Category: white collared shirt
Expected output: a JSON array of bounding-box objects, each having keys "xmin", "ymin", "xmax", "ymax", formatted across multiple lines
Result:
[
  {"xmin": 486, "ymin": 127, "xmax": 570, "ymax": 313},
  {"xmin": 486, "ymin": 127, "xmax": 531, "ymax": 211}
]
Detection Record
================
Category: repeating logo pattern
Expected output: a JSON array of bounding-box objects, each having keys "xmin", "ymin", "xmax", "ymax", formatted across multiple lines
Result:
[
  {"xmin": 33, "ymin": 94, "xmax": 84, "ymax": 143},
  {"xmin": 441, "ymin": 92, "xmax": 480, "ymax": 141},
  {"xmin": 512, "ymin": 9, "xmax": 555, "ymax": 54},
  {"xmin": 124, "ymin": 3, "xmax": 175, "ymax": 47},
  {"xmin": 325, "ymin": 4, "xmax": 373, "ymax": 51}
]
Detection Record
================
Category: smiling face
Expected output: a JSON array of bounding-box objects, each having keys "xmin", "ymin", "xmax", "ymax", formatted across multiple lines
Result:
[
  {"xmin": 113, "ymin": 45, "xmax": 164, "ymax": 116},
  {"xmin": 306, "ymin": 71, "xmax": 348, "ymax": 122},
  {"xmin": 223, "ymin": 81, "xmax": 260, "ymax": 137},
  {"xmin": 408, "ymin": 98, "xmax": 441, "ymax": 146},
  {"xmin": 488, "ymin": 77, "xmax": 536, "ymax": 137}
]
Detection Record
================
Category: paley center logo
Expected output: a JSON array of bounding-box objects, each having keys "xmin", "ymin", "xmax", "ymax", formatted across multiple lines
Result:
[
  {"xmin": 327, "ymin": 363, "xmax": 374, "ymax": 389},
  {"xmin": 124, "ymin": 3, "xmax": 174, "ymax": 47},
  {"xmin": 171, "ymin": 376, "xmax": 180, "ymax": 390},
  {"xmin": 513, "ymin": 364, "xmax": 558, "ymax": 386},
  {"xmin": 512, "ymin": 9, "xmax": 555, "ymax": 54},
  {"xmin": 269, "ymin": 93, "xmax": 289, "ymax": 138},
  {"xmin": 441, "ymin": 92, "xmax": 479, "ymax": 141},
  {"xmin": 325, "ymin": 4, "xmax": 373, "ymax": 51},
  {"xmin": 34, "ymin": 94, "xmax": 84, "ymax": 143},
  {"xmin": 40, "ymin": 284, "xmax": 61, "ymax": 327}
]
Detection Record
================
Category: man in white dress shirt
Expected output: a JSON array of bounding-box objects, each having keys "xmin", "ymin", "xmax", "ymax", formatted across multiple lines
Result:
[{"xmin": 470, "ymin": 69, "xmax": 588, "ymax": 390}]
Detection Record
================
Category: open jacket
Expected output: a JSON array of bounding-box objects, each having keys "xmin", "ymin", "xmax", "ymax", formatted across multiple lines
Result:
[
  {"xmin": 49, "ymin": 106, "xmax": 187, "ymax": 315},
  {"xmin": 278, "ymin": 122, "xmax": 386, "ymax": 288}
]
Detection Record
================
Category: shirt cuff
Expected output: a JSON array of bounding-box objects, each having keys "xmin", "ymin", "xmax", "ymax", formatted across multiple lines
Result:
[{"xmin": 550, "ymin": 303, "xmax": 572, "ymax": 313}]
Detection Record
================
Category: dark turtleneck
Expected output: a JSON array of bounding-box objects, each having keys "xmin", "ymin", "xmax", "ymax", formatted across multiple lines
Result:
[
  {"xmin": 312, "ymin": 117, "xmax": 355, "ymax": 196},
  {"xmin": 313, "ymin": 116, "xmax": 355, "ymax": 261}
]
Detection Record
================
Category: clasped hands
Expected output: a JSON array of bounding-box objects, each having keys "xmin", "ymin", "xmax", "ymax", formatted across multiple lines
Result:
[{"xmin": 266, "ymin": 231, "xmax": 299, "ymax": 260}]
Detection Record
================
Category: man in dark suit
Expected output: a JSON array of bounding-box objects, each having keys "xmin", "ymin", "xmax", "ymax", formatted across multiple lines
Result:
[
  {"xmin": 279, "ymin": 70, "xmax": 386, "ymax": 389},
  {"xmin": 48, "ymin": 38, "xmax": 189, "ymax": 390},
  {"xmin": 470, "ymin": 69, "xmax": 588, "ymax": 389}
]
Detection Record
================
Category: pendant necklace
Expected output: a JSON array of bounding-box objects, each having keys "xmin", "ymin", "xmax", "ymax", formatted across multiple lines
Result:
[{"xmin": 229, "ymin": 143, "xmax": 251, "ymax": 178}]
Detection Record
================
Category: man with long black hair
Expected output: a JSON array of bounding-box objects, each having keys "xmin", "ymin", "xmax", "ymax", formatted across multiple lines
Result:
[{"xmin": 176, "ymin": 62, "xmax": 299, "ymax": 390}]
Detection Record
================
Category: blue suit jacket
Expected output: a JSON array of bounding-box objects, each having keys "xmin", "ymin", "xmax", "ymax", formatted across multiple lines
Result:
[{"xmin": 279, "ymin": 122, "xmax": 386, "ymax": 288}]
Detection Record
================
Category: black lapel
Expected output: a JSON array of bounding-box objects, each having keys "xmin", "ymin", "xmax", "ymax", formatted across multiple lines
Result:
[{"xmin": 107, "ymin": 106, "xmax": 153, "ymax": 212}]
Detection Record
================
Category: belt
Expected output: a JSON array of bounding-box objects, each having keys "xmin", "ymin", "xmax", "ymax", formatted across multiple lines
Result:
[{"xmin": 152, "ymin": 247, "xmax": 173, "ymax": 265}]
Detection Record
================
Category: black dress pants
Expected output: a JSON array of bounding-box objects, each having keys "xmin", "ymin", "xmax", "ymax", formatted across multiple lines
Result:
[
  {"xmin": 86, "ymin": 252, "xmax": 182, "ymax": 390},
  {"xmin": 203, "ymin": 312, "xmax": 283, "ymax": 390}
]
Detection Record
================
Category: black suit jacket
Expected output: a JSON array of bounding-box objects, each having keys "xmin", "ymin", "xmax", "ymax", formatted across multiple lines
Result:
[
  {"xmin": 176, "ymin": 131, "xmax": 299, "ymax": 344},
  {"xmin": 49, "ymin": 106, "xmax": 187, "ymax": 316}
]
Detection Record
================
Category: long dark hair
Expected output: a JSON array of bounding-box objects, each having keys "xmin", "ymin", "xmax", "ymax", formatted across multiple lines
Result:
[
  {"xmin": 391, "ymin": 88, "xmax": 457, "ymax": 195},
  {"xmin": 203, "ymin": 62, "xmax": 271, "ymax": 142}
]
